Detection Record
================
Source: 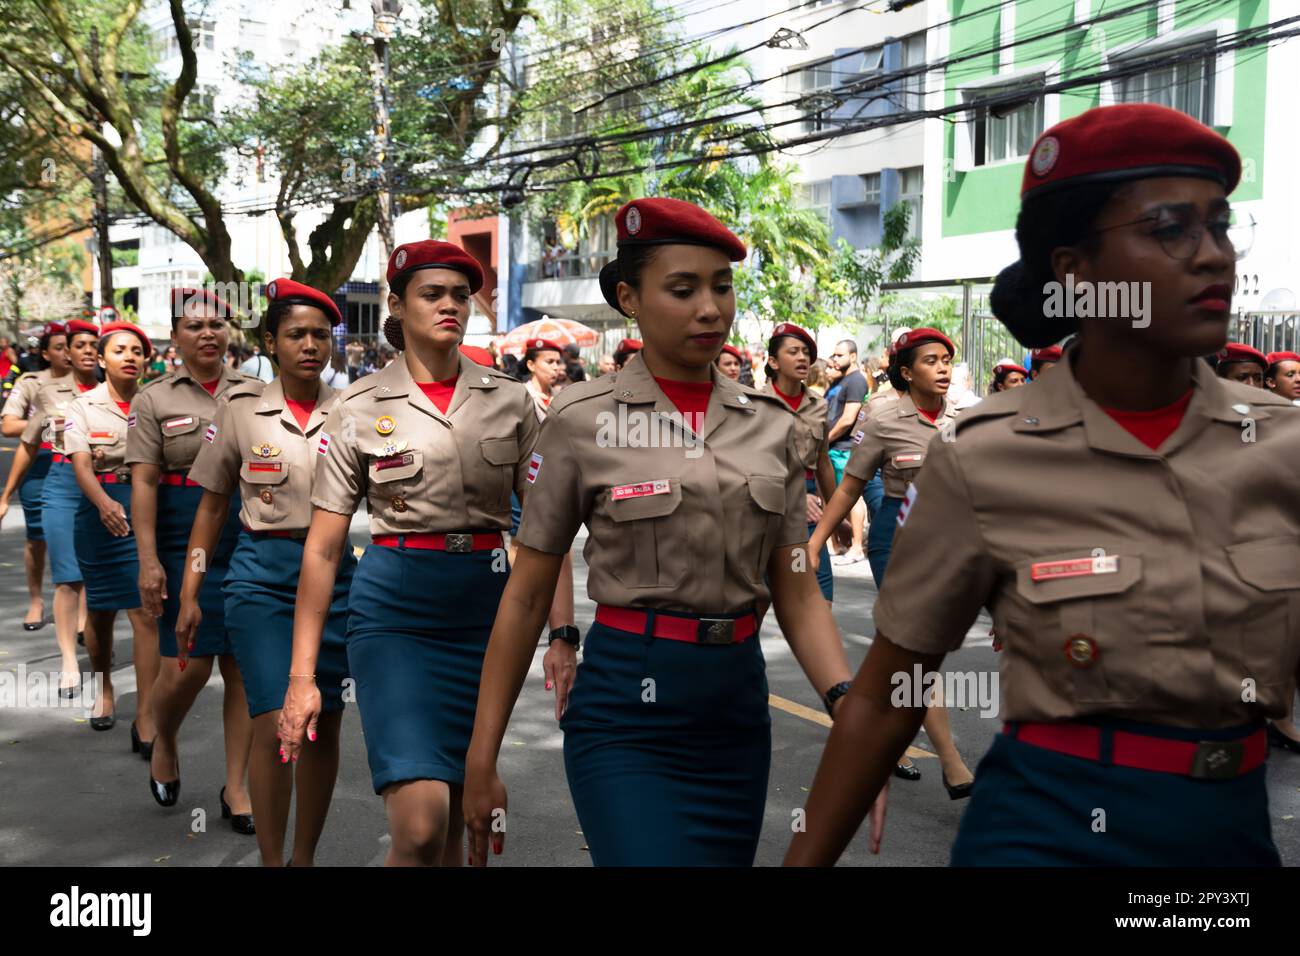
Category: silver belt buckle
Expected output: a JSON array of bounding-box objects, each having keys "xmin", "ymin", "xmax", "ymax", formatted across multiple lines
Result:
[
  {"xmin": 1190, "ymin": 740, "xmax": 1244, "ymax": 779},
  {"xmin": 444, "ymin": 533, "xmax": 474, "ymax": 553},
  {"xmin": 114, "ymin": 469, "xmax": 131, "ymax": 484},
  {"xmin": 696, "ymin": 618, "xmax": 735, "ymax": 645}
]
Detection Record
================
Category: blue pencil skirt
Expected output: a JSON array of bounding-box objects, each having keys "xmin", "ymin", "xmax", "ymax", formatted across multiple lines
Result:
[
  {"xmin": 155, "ymin": 484, "xmax": 241, "ymax": 658},
  {"xmin": 806, "ymin": 477, "xmax": 832, "ymax": 601},
  {"xmin": 561, "ymin": 619, "xmax": 772, "ymax": 866},
  {"xmin": 346, "ymin": 541, "xmax": 508, "ymax": 794},
  {"xmin": 19, "ymin": 445, "xmax": 52, "ymax": 541},
  {"xmin": 41, "ymin": 459, "xmax": 83, "ymax": 585},
  {"xmin": 952, "ymin": 720, "xmax": 1280, "ymax": 866},
  {"xmin": 224, "ymin": 532, "xmax": 356, "ymax": 718},
  {"xmin": 74, "ymin": 481, "xmax": 140, "ymax": 611},
  {"xmin": 866, "ymin": 495, "xmax": 903, "ymax": 588}
]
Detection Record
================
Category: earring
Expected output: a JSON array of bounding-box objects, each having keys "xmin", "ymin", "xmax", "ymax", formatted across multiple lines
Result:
[{"xmin": 628, "ymin": 311, "xmax": 637, "ymax": 321}]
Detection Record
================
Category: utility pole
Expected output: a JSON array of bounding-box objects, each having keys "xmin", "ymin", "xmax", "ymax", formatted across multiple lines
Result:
[
  {"xmin": 89, "ymin": 28, "xmax": 115, "ymax": 317},
  {"xmin": 370, "ymin": 1, "xmax": 401, "ymax": 335}
]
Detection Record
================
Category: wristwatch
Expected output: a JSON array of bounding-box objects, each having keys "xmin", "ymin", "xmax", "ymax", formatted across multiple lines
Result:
[
  {"xmin": 548, "ymin": 625, "xmax": 580, "ymax": 647},
  {"xmin": 823, "ymin": 681, "xmax": 853, "ymax": 717}
]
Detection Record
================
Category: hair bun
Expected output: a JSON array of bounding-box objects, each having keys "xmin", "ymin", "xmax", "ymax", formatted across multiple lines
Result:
[
  {"xmin": 990, "ymin": 261, "xmax": 1076, "ymax": 349},
  {"xmin": 383, "ymin": 315, "xmax": 404, "ymax": 351}
]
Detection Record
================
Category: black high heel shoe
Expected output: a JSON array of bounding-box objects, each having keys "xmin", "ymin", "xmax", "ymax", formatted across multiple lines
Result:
[
  {"xmin": 893, "ymin": 762, "xmax": 922, "ymax": 781},
  {"xmin": 150, "ymin": 754, "xmax": 180, "ymax": 807},
  {"xmin": 89, "ymin": 698, "xmax": 115, "ymax": 731},
  {"xmin": 220, "ymin": 787, "xmax": 256, "ymax": 835},
  {"xmin": 1267, "ymin": 723, "xmax": 1300, "ymax": 755},
  {"xmin": 942, "ymin": 772, "xmax": 973, "ymax": 800},
  {"xmin": 131, "ymin": 722, "xmax": 154, "ymax": 761}
]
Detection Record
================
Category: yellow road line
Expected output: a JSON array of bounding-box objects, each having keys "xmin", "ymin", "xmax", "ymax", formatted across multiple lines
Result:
[{"xmin": 768, "ymin": 693, "xmax": 936, "ymax": 759}]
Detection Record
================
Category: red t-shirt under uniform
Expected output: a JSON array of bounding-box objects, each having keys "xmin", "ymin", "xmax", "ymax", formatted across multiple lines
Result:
[
  {"xmin": 285, "ymin": 398, "xmax": 315, "ymax": 431},
  {"xmin": 416, "ymin": 376, "xmax": 459, "ymax": 415},
  {"xmin": 1100, "ymin": 389, "xmax": 1193, "ymax": 450},
  {"xmin": 653, "ymin": 376, "xmax": 712, "ymax": 432}
]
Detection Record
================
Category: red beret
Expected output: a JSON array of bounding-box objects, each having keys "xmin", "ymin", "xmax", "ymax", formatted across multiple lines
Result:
[
  {"xmin": 768, "ymin": 322, "xmax": 817, "ymax": 363},
  {"xmin": 891, "ymin": 327, "xmax": 954, "ymax": 357},
  {"xmin": 525, "ymin": 338, "xmax": 563, "ymax": 354},
  {"xmin": 615, "ymin": 338, "xmax": 642, "ymax": 354},
  {"xmin": 43, "ymin": 322, "xmax": 66, "ymax": 337},
  {"xmin": 459, "ymin": 344, "xmax": 495, "ymax": 367},
  {"xmin": 1030, "ymin": 345, "xmax": 1063, "ymax": 364},
  {"xmin": 719, "ymin": 343, "xmax": 745, "ymax": 362},
  {"xmin": 387, "ymin": 240, "xmax": 484, "ymax": 293},
  {"xmin": 170, "ymin": 287, "xmax": 237, "ymax": 322},
  {"xmin": 1266, "ymin": 351, "xmax": 1300, "ymax": 366},
  {"xmin": 265, "ymin": 278, "xmax": 342, "ymax": 326},
  {"xmin": 66, "ymin": 319, "xmax": 100, "ymax": 339},
  {"xmin": 1216, "ymin": 342, "xmax": 1268, "ymax": 371},
  {"xmin": 1023, "ymin": 104, "xmax": 1241, "ymax": 201},
  {"xmin": 98, "ymin": 321, "xmax": 153, "ymax": 358}
]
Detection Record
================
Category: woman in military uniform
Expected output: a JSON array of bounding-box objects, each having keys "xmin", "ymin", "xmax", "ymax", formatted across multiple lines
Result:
[
  {"xmin": 989, "ymin": 358, "xmax": 1029, "ymax": 393},
  {"xmin": 127, "ymin": 289, "xmax": 253, "ymax": 816},
  {"xmin": 65, "ymin": 322, "xmax": 157, "ymax": 733},
  {"xmin": 787, "ymin": 104, "xmax": 1297, "ymax": 866},
  {"xmin": 716, "ymin": 343, "xmax": 744, "ymax": 381},
  {"xmin": 462, "ymin": 198, "xmax": 856, "ymax": 867},
  {"xmin": 0, "ymin": 323, "xmax": 72, "ymax": 633},
  {"xmin": 807, "ymin": 328, "xmax": 974, "ymax": 796},
  {"xmin": 178, "ymin": 279, "xmax": 350, "ymax": 858},
  {"xmin": 1214, "ymin": 342, "xmax": 1268, "ymax": 389},
  {"xmin": 276, "ymin": 241, "xmax": 540, "ymax": 867}
]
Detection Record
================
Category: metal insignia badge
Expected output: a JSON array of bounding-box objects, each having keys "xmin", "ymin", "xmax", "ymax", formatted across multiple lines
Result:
[
  {"xmin": 267, "ymin": 281, "xmax": 277, "ymax": 299},
  {"xmin": 1031, "ymin": 135, "xmax": 1061, "ymax": 177},
  {"xmin": 379, "ymin": 438, "xmax": 408, "ymax": 457},
  {"xmin": 375, "ymin": 416, "xmax": 396, "ymax": 435},
  {"xmin": 251, "ymin": 442, "xmax": 281, "ymax": 458},
  {"xmin": 394, "ymin": 249, "xmax": 408, "ymax": 270},
  {"xmin": 625, "ymin": 205, "xmax": 641, "ymax": 235}
]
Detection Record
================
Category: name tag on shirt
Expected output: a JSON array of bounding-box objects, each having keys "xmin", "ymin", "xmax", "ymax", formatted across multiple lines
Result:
[
  {"xmin": 88, "ymin": 431, "xmax": 117, "ymax": 441},
  {"xmin": 375, "ymin": 452, "xmax": 415, "ymax": 471},
  {"xmin": 163, "ymin": 416, "xmax": 194, "ymax": 429},
  {"xmin": 894, "ymin": 454, "xmax": 923, "ymax": 465},
  {"xmin": 248, "ymin": 462, "xmax": 283, "ymax": 472},
  {"xmin": 1030, "ymin": 555, "xmax": 1119, "ymax": 582},
  {"xmin": 611, "ymin": 479, "xmax": 670, "ymax": 501}
]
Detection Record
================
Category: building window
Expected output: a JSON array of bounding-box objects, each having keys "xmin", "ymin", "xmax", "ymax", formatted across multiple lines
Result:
[
  {"xmin": 799, "ymin": 180, "xmax": 832, "ymax": 229},
  {"xmin": 862, "ymin": 172, "xmax": 881, "ymax": 205},
  {"xmin": 898, "ymin": 166, "xmax": 923, "ymax": 240},
  {"xmin": 1115, "ymin": 42, "xmax": 1214, "ymax": 125},
  {"xmin": 966, "ymin": 82, "xmax": 1044, "ymax": 166},
  {"xmin": 162, "ymin": 19, "xmax": 216, "ymax": 58},
  {"xmin": 798, "ymin": 62, "xmax": 836, "ymax": 133},
  {"xmin": 901, "ymin": 34, "xmax": 926, "ymax": 113}
]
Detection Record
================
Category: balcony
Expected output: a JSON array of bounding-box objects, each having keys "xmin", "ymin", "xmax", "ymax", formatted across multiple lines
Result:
[{"xmin": 520, "ymin": 248, "xmax": 618, "ymax": 321}]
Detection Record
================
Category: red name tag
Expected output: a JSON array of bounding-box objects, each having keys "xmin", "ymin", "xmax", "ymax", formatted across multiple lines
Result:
[
  {"xmin": 375, "ymin": 453, "xmax": 415, "ymax": 471},
  {"xmin": 611, "ymin": 479, "xmax": 670, "ymax": 500},
  {"xmin": 163, "ymin": 416, "xmax": 194, "ymax": 429},
  {"xmin": 1030, "ymin": 555, "xmax": 1118, "ymax": 581},
  {"xmin": 248, "ymin": 462, "xmax": 282, "ymax": 472},
  {"xmin": 895, "ymin": 454, "xmax": 923, "ymax": 464},
  {"xmin": 89, "ymin": 431, "xmax": 116, "ymax": 440}
]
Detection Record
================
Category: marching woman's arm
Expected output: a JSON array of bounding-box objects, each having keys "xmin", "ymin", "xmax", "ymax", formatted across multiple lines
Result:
[
  {"xmin": 815, "ymin": 440, "xmax": 836, "ymax": 506},
  {"xmin": 70, "ymin": 452, "xmax": 130, "ymax": 537},
  {"xmin": 173, "ymin": 491, "xmax": 230, "ymax": 665},
  {"xmin": 783, "ymin": 635, "xmax": 942, "ymax": 864},
  {"xmin": 126, "ymin": 389, "xmax": 167, "ymax": 617},
  {"xmin": 278, "ymin": 506, "xmax": 351, "ymax": 763},
  {"xmin": 464, "ymin": 544, "xmax": 566, "ymax": 865}
]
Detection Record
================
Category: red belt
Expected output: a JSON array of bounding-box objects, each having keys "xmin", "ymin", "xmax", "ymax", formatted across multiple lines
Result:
[
  {"xmin": 96, "ymin": 473, "xmax": 130, "ymax": 485},
  {"xmin": 1004, "ymin": 721, "xmax": 1268, "ymax": 779},
  {"xmin": 594, "ymin": 605, "xmax": 756, "ymax": 645},
  {"xmin": 804, "ymin": 468, "xmax": 814, "ymax": 481},
  {"xmin": 158, "ymin": 472, "xmax": 201, "ymax": 487},
  {"xmin": 40, "ymin": 442, "xmax": 53, "ymax": 451},
  {"xmin": 52, "ymin": 452, "xmax": 68, "ymax": 463},
  {"xmin": 371, "ymin": 532, "xmax": 503, "ymax": 552},
  {"xmin": 243, "ymin": 525, "xmax": 307, "ymax": 539}
]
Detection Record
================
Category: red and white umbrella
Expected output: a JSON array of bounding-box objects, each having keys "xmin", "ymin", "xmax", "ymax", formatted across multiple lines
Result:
[{"xmin": 499, "ymin": 316, "xmax": 600, "ymax": 357}]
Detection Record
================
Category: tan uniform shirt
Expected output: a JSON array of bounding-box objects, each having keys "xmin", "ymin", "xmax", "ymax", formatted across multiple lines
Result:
[
  {"xmin": 873, "ymin": 351, "xmax": 1300, "ymax": 728},
  {"xmin": 18, "ymin": 374, "xmax": 84, "ymax": 451},
  {"xmin": 64, "ymin": 383, "xmax": 131, "ymax": 477},
  {"xmin": 3, "ymin": 370, "xmax": 54, "ymax": 420},
  {"xmin": 125, "ymin": 364, "xmax": 251, "ymax": 472},
  {"xmin": 189, "ymin": 378, "xmax": 336, "ymax": 532},
  {"xmin": 515, "ymin": 352, "xmax": 807, "ymax": 613},
  {"xmin": 311, "ymin": 352, "xmax": 541, "ymax": 534},
  {"xmin": 763, "ymin": 381, "xmax": 828, "ymax": 472},
  {"xmin": 844, "ymin": 391, "xmax": 957, "ymax": 497}
]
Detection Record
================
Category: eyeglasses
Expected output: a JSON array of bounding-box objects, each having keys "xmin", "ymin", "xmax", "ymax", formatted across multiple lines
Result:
[{"xmin": 1092, "ymin": 207, "xmax": 1256, "ymax": 261}]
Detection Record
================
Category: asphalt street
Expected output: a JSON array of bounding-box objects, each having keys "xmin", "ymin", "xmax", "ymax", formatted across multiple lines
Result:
[{"xmin": 0, "ymin": 450, "xmax": 1297, "ymax": 866}]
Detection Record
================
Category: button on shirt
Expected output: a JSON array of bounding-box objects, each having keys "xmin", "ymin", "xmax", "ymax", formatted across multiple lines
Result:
[
  {"xmin": 125, "ymin": 364, "xmax": 251, "ymax": 472},
  {"xmin": 188, "ymin": 378, "xmax": 336, "ymax": 531},
  {"xmin": 311, "ymin": 352, "xmax": 541, "ymax": 534},
  {"xmin": 844, "ymin": 392, "xmax": 958, "ymax": 497},
  {"xmin": 872, "ymin": 351, "xmax": 1300, "ymax": 728},
  {"xmin": 63, "ymin": 383, "xmax": 131, "ymax": 475},
  {"xmin": 515, "ymin": 352, "xmax": 808, "ymax": 614}
]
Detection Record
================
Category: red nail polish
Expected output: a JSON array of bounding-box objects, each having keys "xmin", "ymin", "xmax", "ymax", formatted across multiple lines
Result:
[
  {"xmin": 545, "ymin": 681, "xmax": 552, "ymax": 690},
  {"xmin": 493, "ymin": 841, "xmax": 502, "ymax": 855},
  {"xmin": 308, "ymin": 730, "xmax": 316, "ymax": 742}
]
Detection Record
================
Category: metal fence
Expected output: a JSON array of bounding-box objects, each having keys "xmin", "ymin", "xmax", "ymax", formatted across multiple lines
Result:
[{"xmin": 1231, "ymin": 310, "xmax": 1300, "ymax": 355}]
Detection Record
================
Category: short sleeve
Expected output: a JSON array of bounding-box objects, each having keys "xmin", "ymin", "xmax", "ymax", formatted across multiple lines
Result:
[
  {"xmin": 310, "ymin": 400, "xmax": 365, "ymax": 515},
  {"xmin": 871, "ymin": 438, "xmax": 996, "ymax": 654},
  {"xmin": 20, "ymin": 411, "xmax": 44, "ymax": 446},
  {"xmin": 843, "ymin": 419, "xmax": 886, "ymax": 482},
  {"xmin": 512, "ymin": 387, "xmax": 543, "ymax": 500},
  {"xmin": 63, "ymin": 400, "xmax": 90, "ymax": 456},
  {"xmin": 188, "ymin": 401, "xmax": 239, "ymax": 495},
  {"xmin": 2, "ymin": 377, "xmax": 34, "ymax": 419},
  {"xmin": 777, "ymin": 426, "xmax": 809, "ymax": 548},
  {"xmin": 514, "ymin": 409, "xmax": 586, "ymax": 554},
  {"xmin": 124, "ymin": 388, "xmax": 164, "ymax": 466}
]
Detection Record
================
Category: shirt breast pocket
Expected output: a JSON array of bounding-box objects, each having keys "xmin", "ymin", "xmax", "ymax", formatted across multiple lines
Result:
[
  {"xmin": 1225, "ymin": 536, "xmax": 1300, "ymax": 694},
  {"xmin": 743, "ymin": 475, "xmax": 788, "ymax": 585},
  {"xmin": 1012, "ymin": 552, "xmax": 1145, "ymax": 704},
  {"xmin": 794, "ymin": 422, "xmax": 824, "ymax": 468},
  {"xmin": 239, "ymin": 461, "xmax": 292, "ymax": 524},
  {"xmin": 893, "ymin": 453, "xmax": 925, "ymax": 490},
  {"xmin": 479, "ymin": 436, "xmax": 519, "ymax": 510},
  {"xmin": 604, "ymin": 478, "xmax": 687, "ymax": 589},
  {"xmin": 160, "ymin": 416, "xmax": 203, "ymax": 470}
]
